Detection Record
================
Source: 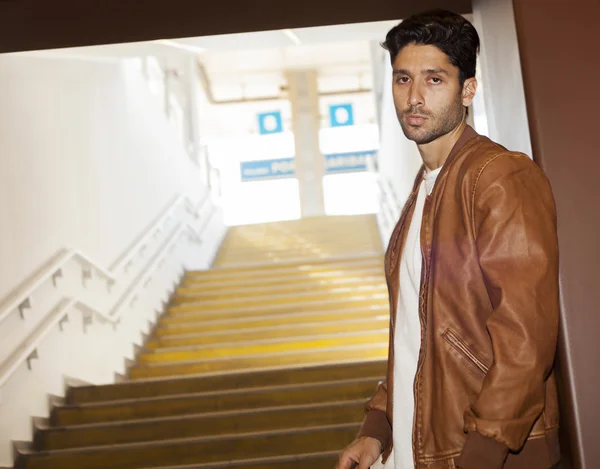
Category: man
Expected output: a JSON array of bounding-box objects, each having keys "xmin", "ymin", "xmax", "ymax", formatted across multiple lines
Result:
[{"xmin": 336, "ymin": 10, "xmax": 560, "ymax": 469}]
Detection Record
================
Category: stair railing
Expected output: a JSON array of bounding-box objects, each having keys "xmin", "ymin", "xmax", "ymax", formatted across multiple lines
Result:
[
  {"xmin": 376, "ymin": 176, "xmax": 402, "ymax": 239},
  {"xmin": 0, "ymin": 192, "xmax": 216, "ymax": 390}
]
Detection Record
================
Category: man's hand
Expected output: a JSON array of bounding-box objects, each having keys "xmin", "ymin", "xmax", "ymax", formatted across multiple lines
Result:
[{"xmin": 336, "ymin": 436, "xmax": 383, "ymax": 469}]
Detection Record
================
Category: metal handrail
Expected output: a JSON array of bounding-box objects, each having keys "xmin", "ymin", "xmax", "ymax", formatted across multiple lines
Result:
[
  {"xmin": 376, "ymin": 178, "xmax": 401, "ymax": 222},
  {"xmin": 0, "ymin": 297, "xmax": 83, "ymax": 389},
  {"xmin": 0, "ymin": 196, "xmax": 217, "ymax": 389},
  {"xmin": 0, "ymin": 193, "xmax": 209, "ymax": 326},
  {"xmin": 108, "ymin": 194, "xmax": 183, "ymax": 272}
]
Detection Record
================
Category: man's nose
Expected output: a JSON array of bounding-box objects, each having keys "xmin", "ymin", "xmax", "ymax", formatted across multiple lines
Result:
[{"xmin": 407, "ymin": 84, "xmax": 424, "ymax": 108}]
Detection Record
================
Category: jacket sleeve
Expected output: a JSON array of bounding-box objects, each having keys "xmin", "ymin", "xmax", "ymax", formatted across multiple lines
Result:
[
  {"xmin": 357, "ymin": 318, "xmax": 393, "ymax": 452},
  {"xmin": 457, "ymin": 154, "xmax": 560, "ymax": 469},
  {"xmin": 357, "ymin": 380, "xmax": 392, "ymax": 450}
]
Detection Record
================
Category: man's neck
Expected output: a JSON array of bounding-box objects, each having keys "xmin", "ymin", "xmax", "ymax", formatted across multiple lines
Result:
[{"xmin": 417, "ymin": 120, "xmax": 468, "ymax": 172}]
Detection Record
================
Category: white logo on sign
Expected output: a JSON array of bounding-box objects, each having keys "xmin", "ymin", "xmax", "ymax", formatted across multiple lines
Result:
[
  {"xmin": 271, "ymin": 161, "xmax": 294, "ymax": 174},
  {"xmin": 335, "ymin": 107, "xmax": 350, "ymax": 125},
  {"xmin": 263, "ymin": 114, "xmax": 278, "ymax": 132}
]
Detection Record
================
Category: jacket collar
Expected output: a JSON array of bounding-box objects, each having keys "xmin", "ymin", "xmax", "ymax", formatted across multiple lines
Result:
[
  {"xmin": 416, "ymin": 125, "xmax": 479, "ymax": 178},
  {"xmin": 448, "ymin": 125, "xmax": 478, "ymax": 163},
  {"xmin": 408, "ymin": 125, "xmax": 478, "ymax": 200}
]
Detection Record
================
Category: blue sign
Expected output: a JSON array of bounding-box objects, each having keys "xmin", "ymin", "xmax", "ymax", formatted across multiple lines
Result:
[
  {"xmin": 240, "ymin": 158, "xmax": 295, "ymax": 181},
  {"xmin": 257, "ymin": 111, "xmax": 283, "ymax": 135},
  {"xmin": 324, "ymin": 150, "xmax": 376, "ymax": 173},
  {"xmin": 329, "ymin": 103, "xmax": 354, "ymax": 127}
]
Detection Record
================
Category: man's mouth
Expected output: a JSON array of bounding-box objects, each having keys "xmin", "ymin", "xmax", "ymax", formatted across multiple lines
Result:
[{"xmin": 405, "ymin": 114, "xmax": 427, "ymax": 126}]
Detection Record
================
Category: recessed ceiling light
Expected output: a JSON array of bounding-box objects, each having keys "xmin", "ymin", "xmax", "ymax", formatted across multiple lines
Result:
[
  {"xmin": 155, "ymin": 39, "xmax": 206, "ymax": 54},
  {"xmin": 281, "ymin": 29, "xmax": 302, "ymax": 46}
]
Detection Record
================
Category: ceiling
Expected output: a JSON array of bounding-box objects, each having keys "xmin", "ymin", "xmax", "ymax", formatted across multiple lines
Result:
[
  {"xmin": 184, "ymin": 21, "xmax": 400, "ymax": 100},
  {"xmin": 0, "ymin": 0, "xmax": 471, "ymax": 54},
  {"xmin": 18, "ymin": 20, "xmax": 400, "ymax": 100},
  {"xmin": 173, "ymin": 20, "xmax": 400, "ymax": 52}
]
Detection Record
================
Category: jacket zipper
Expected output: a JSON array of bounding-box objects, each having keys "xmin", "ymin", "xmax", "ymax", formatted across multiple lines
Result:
[
  {"xmin": 412, "ymin": 195, "xmax": 430, "ymax": 469},
  {"xmin": 443, "ymin": 328, "xmax": 490, "ymax": 375},
  {"xmin": 388, "ymin": 191, "xmax": 418, "ymax": 331}
]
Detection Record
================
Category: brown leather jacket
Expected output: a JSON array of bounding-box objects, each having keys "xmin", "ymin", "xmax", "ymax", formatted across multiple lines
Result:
[{"xmin": 359, "ymin": 127, "xmax": 561, "ymax": 469}]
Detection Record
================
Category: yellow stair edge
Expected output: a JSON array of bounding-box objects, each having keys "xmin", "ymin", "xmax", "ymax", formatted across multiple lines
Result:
[{"xmin": 139, "ymin": 330, "xmax": 389, "ymax": 363}]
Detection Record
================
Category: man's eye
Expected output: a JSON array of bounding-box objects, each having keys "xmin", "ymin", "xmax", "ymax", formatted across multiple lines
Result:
[
  {"xmin": 395, "ymin": 76, "xmax": 409, "ymax": 84},
  {"xmin": 430, "ymin": 77, "xmax": 442, "ymax": 84}
]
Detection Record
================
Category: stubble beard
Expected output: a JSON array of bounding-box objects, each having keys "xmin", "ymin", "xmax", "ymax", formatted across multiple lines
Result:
[{"xmin": 398, "ymin": 98, "xmax": 465, "ymax": 145}]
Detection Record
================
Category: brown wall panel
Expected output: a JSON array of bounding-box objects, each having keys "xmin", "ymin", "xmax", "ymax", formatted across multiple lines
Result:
[
  {"xmin": 513, "ymin": 1, "xmax": 600, "ymax": 468},
  {"xmin": 0, "ymin": 0, "xmax": 470, "ymax": 54}
]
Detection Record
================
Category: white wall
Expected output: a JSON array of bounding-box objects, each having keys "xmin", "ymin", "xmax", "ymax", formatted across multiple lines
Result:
[
  {"xmin": 0, "ymin": 54, "xmax": 226, "ymax": 466},
  {"xmin": 0, "ymin": 54, "xmax": 208, "ymax": 300},
  {"xmin": 472, "ymin": 0, "xmax": 532, "ymax": 155}
]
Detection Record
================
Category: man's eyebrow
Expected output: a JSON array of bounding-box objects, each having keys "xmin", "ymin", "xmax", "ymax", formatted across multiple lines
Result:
[
  {"xmin": 425, "ymin": 68, "xmax": 449, "ymax": 75},
  {"xmin": 392, "ymin": 68, "xmax": 450, "ymax": 75}
]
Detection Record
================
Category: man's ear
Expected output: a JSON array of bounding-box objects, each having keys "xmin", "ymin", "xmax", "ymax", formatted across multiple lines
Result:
[{"xmin": 462, "ymin": 77, "xmax": 478, "ymax": 108}]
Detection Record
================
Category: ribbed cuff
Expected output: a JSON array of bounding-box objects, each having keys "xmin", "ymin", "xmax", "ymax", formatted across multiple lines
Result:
[
  {"xmin": 357, "ymin": 409, "xmax": 391, "ymax": 452},
  {"xmin": 457, "ymin": 432, "xmax": 509, "ymax": 469}
]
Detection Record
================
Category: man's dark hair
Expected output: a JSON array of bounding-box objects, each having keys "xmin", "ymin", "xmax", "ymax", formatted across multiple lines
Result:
[{"xmin": 383, "ymin": 9, "xmax": 480, "ymax": 85}]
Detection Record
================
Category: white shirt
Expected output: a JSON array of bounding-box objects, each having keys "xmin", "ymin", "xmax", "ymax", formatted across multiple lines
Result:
[{"xmin": 382, "ymin": 167, "xmax": 442, "ymax": 469}]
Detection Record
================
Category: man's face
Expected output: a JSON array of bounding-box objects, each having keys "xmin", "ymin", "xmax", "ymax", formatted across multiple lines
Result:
[{"xmin": 392, "ymin": 43, "xmax": 474, "ymax": 145}]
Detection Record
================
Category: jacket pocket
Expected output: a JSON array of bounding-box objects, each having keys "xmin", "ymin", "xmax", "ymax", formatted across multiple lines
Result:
[{"xmin": 442, "ymin": 328, "xmax": 490, "ymax": 375}]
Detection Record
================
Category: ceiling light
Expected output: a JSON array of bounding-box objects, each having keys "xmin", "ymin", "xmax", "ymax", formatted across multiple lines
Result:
[
  {"xmin": 155, "ymin": 39, "xmax": 206, "ymax": 54},
  {"xmin": 281, "ymin": 29, "xmax": 302, "ymax": 45}
]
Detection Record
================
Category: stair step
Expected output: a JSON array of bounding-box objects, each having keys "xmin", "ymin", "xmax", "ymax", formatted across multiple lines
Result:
[
  {"xmin": 176, "ymin": 277, "xmax": 385, "ymax": 300},
  {"xmin": 37, "ymin": 400, "xmax": 364, "ymax": 450},
  {"xmin": 184, "ymin": 261, "xmax": 382, "ymax": 281},
  {"xmin": 54, "ymin": 377, "xmax": 380, "ymax": 426},
  {"xmin": 146, "ymin": 317, "xmax": 389, "ymax": 349},
  {"xmin": 181, "ymin": 270, "xmax": 383, "ymax": 293},
  {"xmin": 213, "ymin": 251, "xmax": 381, "ymax": 265},
  {"xmin": 186, "ymin": 255, "xmax": 383, "ymax": 280},
  {"xmin": 157, "ymin": 306, "xmax": 388, "ymax": 335},
  {"xmin": 215, "ymin": 243, "xmax": 378, "ymax": 255},
  {"xmin": 139, "ymin": 331, "xmax": 388, "ymax": 363},
  {"xmin": 173, "ymin": 283, "xmax": 385, "ymax": 305},
  {"xmin": 66, "ymin": 361, "xmax": 386, "ymax": 405},
  {"xmin": 19, "ymin": 423, "xmax": 359, "ymax": 469},
  {"xmin": 136, "ymin": 451, "xmax": 339, "ymax": 469},
  {"xmin": 166, "ymin": 295, "xmax": 388, "ymax": 317},
  {"xmin": 19, "ymin": 216, "xmax": 386, "ymax": 469},
  {"xmin": 129, "ymin": 346, "xmax": 388, "ymax": 378},
  {"xmin": 169, "ymin": 285, "xmax": 388, "ymax": 309}
]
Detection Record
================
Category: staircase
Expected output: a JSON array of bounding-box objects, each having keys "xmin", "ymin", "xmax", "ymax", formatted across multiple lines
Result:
[{"xmin": 16, "ymin": 215, "xmax": 389, "ymax": 469}]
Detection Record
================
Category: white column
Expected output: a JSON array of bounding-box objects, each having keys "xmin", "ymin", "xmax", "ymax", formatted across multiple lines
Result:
[{"xmin": 286, "ymin": 69, "xmax": 325, "ymax": 218}]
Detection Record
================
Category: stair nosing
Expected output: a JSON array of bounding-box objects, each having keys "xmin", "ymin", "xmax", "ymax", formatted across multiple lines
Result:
[
  {"xmin": 43, "ymin": 398, "xmax": 368, "ymax": 431},
  {"xmin": 185, "ymin": 265, "xmax": 384, "ymax": 284},
  {"xmin": 22, "ymin": 422, "xmax": 361, "ymax": 456},
  {"xmin": 177, "ymin": 278, "xmax": 385, "ymax": 297},
  {"xmin": 181, "ymin": 272, "xmax": 383, "ymax": 288},
  {"xmin": 160, "ymin": 308, "xmax": 388, "ymax": 331},
  {"xmin": 167, "ymin": 296, "xmax": 388, "ymax": 319},
  {"xmin": 69, "ymin": 359, "xmax": 387, "ymax": 388},
  {"xmin": 169, "ymin": 286, "xmax": 388, "ymax": 309},
  {"xmin": 191, "ymin": 252, "xmax": 383, "ymax": 272},
  {"xmin": 184, "ymin": 269, "xmax": 383, "ymax": 286},
  {"xmin": 130, "ymin": 356, "xmax": 387, "ymax": 381},
  {"xmin": 135, "ymin": 449, "xmax": 340, "ymax": 469},
  {"xmin": 149, "ymin": 327, "xmax": 389, "ymax": 353},
  {"xmin": 57, "ymin": 375, "xmax": 382, "ymax": 409},
  {"xmin": 138, "ymin": 343, "xmax": 388, "ymax": 368},
  {"xmin": 151, "ymin": 314, "xmax": 389, "ymax": 343},
  {"xmin": 145, "ymin": 330, "xmax": 389, "ymax": 356}
]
